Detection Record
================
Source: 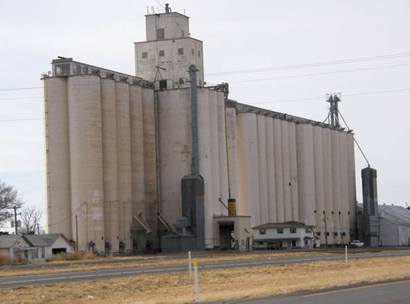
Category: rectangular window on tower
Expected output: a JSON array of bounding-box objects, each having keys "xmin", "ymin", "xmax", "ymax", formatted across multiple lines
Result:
[
  {"xmin": 156, "ymin": 28, "xmax": 165, "ymax": 40},
  {"xmin": 142, "ymin": 52, "xmax": 148, "ymax": 59},
  {"xmin": 159, "ymin": 50, "xmax": 165, "ymax": 57},
  {"xmin": 178, "ymin": 48, "xmax": 184, "ymax": 55}
]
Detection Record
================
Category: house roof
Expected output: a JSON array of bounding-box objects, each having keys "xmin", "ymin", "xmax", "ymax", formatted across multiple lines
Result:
[
  {"xmin": 0, "ymin": 235, "xmax": 19, "ymax": 249},
  {"xmin": 253, "ymin": 221, "xmax": 314, "ymax": 230},
  {"xmin": 24, "ymin": 235, "xmax": 50, "ymax": 247}
]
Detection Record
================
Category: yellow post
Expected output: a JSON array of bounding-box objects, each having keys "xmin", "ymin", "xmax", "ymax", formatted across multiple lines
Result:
[{"xmin": 193, "ymin": 258, "xmax": 200, "ymax": 303}]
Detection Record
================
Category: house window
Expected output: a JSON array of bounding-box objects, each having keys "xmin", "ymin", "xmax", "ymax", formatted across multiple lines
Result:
[
  {"xmin": 156, "ymin": 28, "xmax": 165, "ymax": 40},
  {"xmin": 259, "ymin": 229, "xmax": 266, "ymax": 235},
  {"xmin": 142, "ymin": 52, "xmax": 148, "ymax": 59},
  {"xmin": 290, "ymin": 227, "xmax": 297, "ymax": 234},
  {"xmin": 159, "ymin": 50, "xmax": 165, "ymax": 57},
  {"xmin": 277, "ymin": 228, "xmax": 284, "ymax": 234},
  {"xmin": 178, "ymin": 48, "xmax": 184, "ymax": 55}
]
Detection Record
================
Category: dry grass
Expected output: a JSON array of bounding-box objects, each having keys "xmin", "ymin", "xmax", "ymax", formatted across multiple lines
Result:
[
  {"xmin": 2, "ymin": 256, "xmax": 410, "ymax": 304},
  {"xmin": 46, "ymin": 252, "xmax": 96, "ymax": 262},
  {"xmin": 0, "ymin": 251, "xmax": 331, "ymax": 278}
]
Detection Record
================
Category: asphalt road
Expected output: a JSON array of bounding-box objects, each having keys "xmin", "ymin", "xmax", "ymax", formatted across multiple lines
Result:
[
  {"xmin": 236, "ymin": 279, "xmax": 410, "ymax": 304},
  {"xmin": 0, "ymin": 250, "xmax": 409, "ymax": 288}
]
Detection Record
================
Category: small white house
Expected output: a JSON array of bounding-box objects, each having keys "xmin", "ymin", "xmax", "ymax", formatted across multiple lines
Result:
[
  {"xmin": 0, "ymin": 235, "xmax": 38, "ymax": 261},
  {"xmin": 253, "ymin": 221, "xmax": 315, "ymax": 249},
  {"xmin": 24, "ymin": 234, "xmax": 73, "ymax": 259}
]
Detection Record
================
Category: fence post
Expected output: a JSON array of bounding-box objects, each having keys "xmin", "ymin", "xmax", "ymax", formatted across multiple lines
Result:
[
  {"xmin": 345, "ymin": 245, "xmax": 348, "ymax": 264},
  {"xmin": 193, "ymin": 258, "xmax": 200, "ymax": 303},
  {"xmin": 188, "ymin": 251, "xmax": 192, "ymax": 278}
]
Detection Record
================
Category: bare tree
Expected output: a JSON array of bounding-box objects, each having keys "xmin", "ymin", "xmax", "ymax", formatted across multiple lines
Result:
[
  {"xmin": 20, "ymin": 207, "xmax": 42, "ymax": 235},
  {"xmin": 0, "ymin": 180, "xmax": 22, "ymax": 226}
]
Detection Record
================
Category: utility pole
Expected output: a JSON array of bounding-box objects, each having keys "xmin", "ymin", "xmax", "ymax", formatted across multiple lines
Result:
[
  {"xmin": 75, "ymin": 215, "xmax": 79, "ymax": 252},
  {"xmin": 13, "ymin": 206, "xmax": 19, "ymax": 235}
]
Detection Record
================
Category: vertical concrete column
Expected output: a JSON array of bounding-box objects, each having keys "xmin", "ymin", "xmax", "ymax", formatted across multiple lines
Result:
[
  {"xmin": 101, "ymin": 78, "xmax": 119, "ymax": 251},
  {"xmin": 346, "ymin": 132, "xmax": 356, "ymax": 239},
  {"xmin": 225, "ymin": 107, "xmax": 239, "ymax": 205},
  {"xmin": 209, "ymin": 90, "xmax": 220, "ymax": 216},
  {"xmin": 116, "ymin": 81, "xmax": 132, "ymax": 249},
  {"xmin": 257, "ymin": 115, "xmax": 269, "ymax": 224},
  {"xmin": 265, "ymin": 117, "xmax": 276, "ymax": 222},
  {"xmin": 142, "ymin": 88, "xmax": 158, "ymax": 247},
  {"xmin": 296, "ymin": 123, "xmax": 316, "ymax": 226},
  {"xmin": 281, "ymin": 120, "xmax": 292, "ymax": 221},
  {"xmin": 198, "ymin": 89, "xmax": 214, "ymax": 248},
  {"xmin": 273, "ymin": 118, "xmax": 284, "ymax": 222},
  {"xmin": 313, "ymin": 126, "xmax": 326, "ymax": 244},
  {"xmin": 130, "ymin": 85, "xmax": 146, "ymax": 241},
  {"xmin": 339, "ymin": 132, "xmax": 350, "ymax": 243},
  {"xmin": 44, "ymin": 77, "xmax": 72, "ymax": 239},
  {"xmin": 217, "ymin": 92, "xmax": 229, "ymax": 215},
  {"xmin": 331, "ymin": 130, "xmax": 341, "ymax": 244},
  {"xmin": 323, "ymin": 127, "xmax": 334, "ymax": 244},
  {"xmin": 289, "ymin": 122, "xmax": 299, "ymax": 221},
  {"xmin": 68, "ymin": 75, "xmax": 104, "ymax": 253},
  {"xmin": 237, "ymin": 112, "xmax": 260, "ymax": 226}
]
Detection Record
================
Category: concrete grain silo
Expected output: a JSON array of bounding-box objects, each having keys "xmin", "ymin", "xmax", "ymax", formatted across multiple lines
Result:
[
  {"xmin": 265, "ymin": 117, "xmax": 277, "ymax": 223},
  {"xmin": 257, "ymin": 115, "xmax": 269, "ymax": 224},
  {"xmin": 101, "ymin": 78, "xmax": 119, "ymax": 251},
  {"xmin": 68, "ymin": 75, "xmax": 105, "ymax": 253},
  {"xmin": 44, "ymin": 77, "xmax": 72, "ymax": 239},
  {"xmin": 288, "ymin": 121, "xmax": 299, "ymax": 221},
  {"xmin": 273, "ymin": 118, "xmax": 285, "ymax": 223}
]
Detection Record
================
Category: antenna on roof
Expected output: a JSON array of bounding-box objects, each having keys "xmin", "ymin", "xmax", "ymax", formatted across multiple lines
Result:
[
  {"xmin": 151, "ymin": 6, "xmax": 155, "ymax": 14},
  {"xmin": 165, "ymin": 3, "xmax": 172, "ymax": 13}
]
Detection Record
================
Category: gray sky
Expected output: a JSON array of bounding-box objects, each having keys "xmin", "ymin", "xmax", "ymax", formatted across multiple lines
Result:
[{"xmin": 1, "ymin": 0, "xmax": 409, "ymax": 228}]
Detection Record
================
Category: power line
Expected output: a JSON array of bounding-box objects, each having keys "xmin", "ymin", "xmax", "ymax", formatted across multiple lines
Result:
[
  {"xmin": 206, "ymin": 51, "xmax": 410, "ymax": 76},
  {"xmin": 228, "ymin": 62, "xmax": 410, "ymax": 84}
]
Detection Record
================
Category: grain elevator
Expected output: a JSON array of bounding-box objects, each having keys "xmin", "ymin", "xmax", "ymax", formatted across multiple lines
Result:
[{"xmin": 44, "ymin": 6, "xmax": 357, "ymax": 253}]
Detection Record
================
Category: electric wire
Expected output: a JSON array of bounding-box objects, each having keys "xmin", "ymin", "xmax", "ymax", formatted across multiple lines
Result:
[{"xmin": 206, "ymin": 51, "xmax": 410, "ymax": 76}]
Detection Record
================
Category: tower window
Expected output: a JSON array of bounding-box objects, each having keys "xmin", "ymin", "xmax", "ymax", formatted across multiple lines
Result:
[
  {"xmin": 142, "ymin": 52, "xmax": 148, "ymax": 59},
  {"xmin": 198, "ymin": 50, "xmax": 201, "ymax": 57},
  {"xmin": 156, "ymin": 28, "xmax": 165, "ymax": 40},
  {"xmin": 178, "ymin": 48, "xmax": 184, "ymax": 55},
  {"xmin": 159, "ymin": 50, "xmax": 165, "ymax": 57},
  {"xmin": 192, "ymin": 48, "xmax": 195, "ymax": 55}
]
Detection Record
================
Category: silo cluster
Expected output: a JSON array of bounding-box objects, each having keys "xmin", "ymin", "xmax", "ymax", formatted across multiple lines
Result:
[{"xmin": 44, "ymin": 74, "xmax": 157, "ymax": 253}]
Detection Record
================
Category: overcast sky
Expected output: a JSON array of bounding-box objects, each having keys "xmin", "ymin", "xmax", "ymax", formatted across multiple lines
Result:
[{"xmin": 1, "ymin": 0, "xmax": 409, "ymax": 228}]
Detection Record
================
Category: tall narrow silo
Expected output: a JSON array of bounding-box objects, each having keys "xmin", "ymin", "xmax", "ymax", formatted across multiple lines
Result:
[
  {"xmin": 115, "ymin": 81, "xmax": 132, "ymax": 249},
  {"xmin": 265, "ymin": 117, "xmax": 277, "ymax": 222},
  {"xmin": 289, "ymin": 122, "xmax": 299, "ymax": 221},
  {"xmin": 313, "ymin": 126, "xmax": 326, "ymax": 244},
  {"xmin": 225, "ymin": 106, "xmax": 239, "ymax": 206},
  {"xmin": 198, "ymin": 88, "xmax": 214, "ymax": 247},
  {"xmin": 44, "ymin": 77, "xmax": 72, "ymax": 239},
  {"xmin": 209, "ymin": 90, "xmax": 220, "ymax": 216},
  {"xmin": 346, "ymin": 132, "xmax": 356, "ymax": 236},
  {"xmin": 281, "ymin": 120, "xmax": 292, "ymax": 221},
  {"xmin": 339, "ymin": 131, "xmax": 350, "ymax": 242},
  {"xmin": 142, "ymin": 87, "xmax": 158, "ymax": 242},
  {"xmin": 296, "ymin": 123, "xmax": 316, "ymax": 226},
  {"xmin": 331, "ymin": 130, "xmax": 342, "ymax": 244},
  {"xmin": 216, "ymin": 91, "xmax": 229, "ymax": 215},
  {"xmin": 158, "ymin": 89, "xmax": 191, "ymax": 226},
  {"xmin": 237, "ymin": 112, "xmax": 260, "ymax": 225},
  {"xmin": 273, "ymin": 118, "xmax": 285, "ymax": 222},
  {"xmin": 68, "ymin": 75, "xmax": 104, "ymax": 253},
  {"xmin": 130, "ymin": 85, "xmax": 145, "ymax": 217},
  {"xmin": 322, "ymin": 127, "xmax": 335, "ymax": 244},
  {"xmin": 257, "ymin": 115, "xmax": 269, "ymax": 224},
  {"xmin": 101, "ymin": 78, "xmax": 119, "ymax": 251}
]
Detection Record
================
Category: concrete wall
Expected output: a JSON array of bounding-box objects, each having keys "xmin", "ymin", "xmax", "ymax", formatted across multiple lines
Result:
[{"xmin": 145, "ymin": 13, "xmax": 189, "ymax": 41}]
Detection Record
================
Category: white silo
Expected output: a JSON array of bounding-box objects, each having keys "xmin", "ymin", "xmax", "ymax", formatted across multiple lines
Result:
[
  {"xmin": 265, "ymin": 117, "xmax": 277, "ymax": 222},
  {"xmin": 115, "ymin": 81, "xmax": 132, "ymax": 249},
  {"xmin": 313, "ymin": 126, "xmax": 326, "ymax": 244},
  {"xmin": 209, "ymin": 90, "xmax": 221, "ymax": 216},
  {"xmin": 257, "ymin": 115, "xmax": 269, "ymax": 224},
  {"xmin": 68, "ymin": 75, "xmax": 104, "ymax": 253},
  {"xmin": 281, "ymin": 120, "xmax": 292, "ymax": 221},
  {"xmin": 101, "ymin": 78, "xmax": 119, "ymax": 251},
  {"xmin": 129, "ymin": 85, "xmax": 146, "ymax": 221},
  {"xmin": 225, "ymin": 106, "xmax": 239, "ymax": 205},
  {"xmin": 322, "ymin": 127, "xmax": 334, "ymax": 244},
  {"xmin": 44, "ymin": 77, "xmax": 72, "ymax": 239},
  {"xmin": 273, "ymin": 118, "xmax": 285, "ymax": 222},
  {"xmin": 296, "ymin": 123, "xmax": 316, "ymax": 226},
  {"xmin": 216, "ymin": 91, "xmax": 229, "ymax": 215},
  {"xmin": 288, "ymin": 122, "xmax": 299, "ymax": 221}
]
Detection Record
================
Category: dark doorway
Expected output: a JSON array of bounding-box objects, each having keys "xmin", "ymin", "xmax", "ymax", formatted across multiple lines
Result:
[{"xmin": 219, "ymin": 222, "xmax": 234, "ymax": 250}]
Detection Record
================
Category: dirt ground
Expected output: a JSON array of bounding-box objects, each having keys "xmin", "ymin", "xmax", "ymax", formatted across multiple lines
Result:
[{"xmin": 2, "ymin": 256, "xmax": 410, "ymax": 304}]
